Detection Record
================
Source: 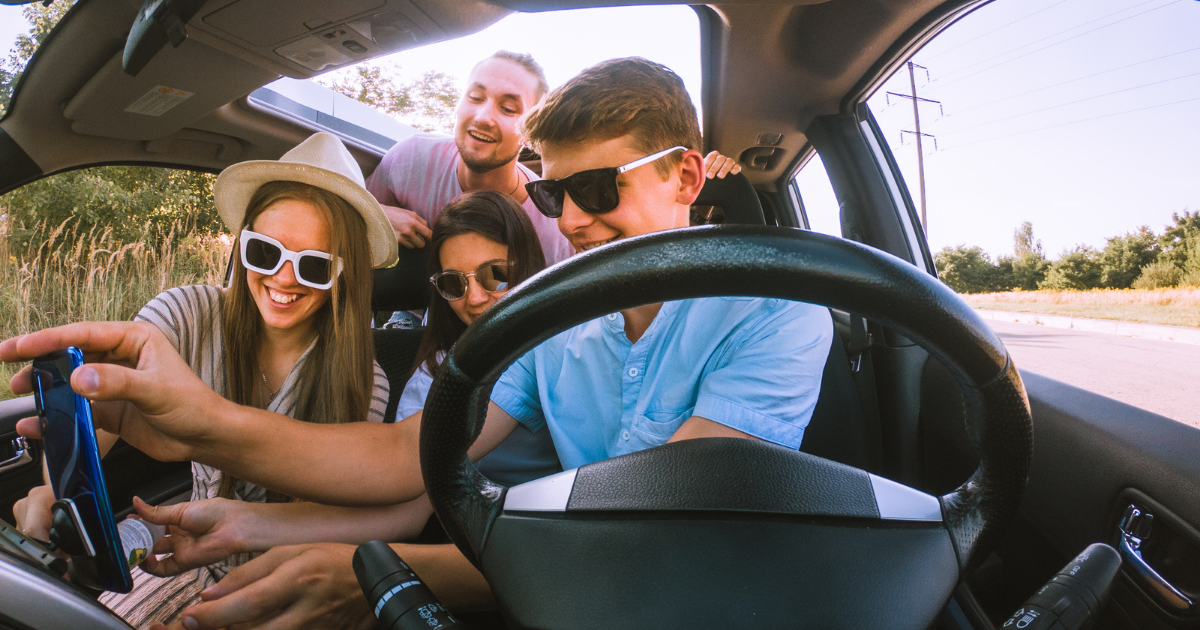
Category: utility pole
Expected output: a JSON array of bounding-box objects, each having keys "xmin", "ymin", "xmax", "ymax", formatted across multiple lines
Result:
[{"xmin": 884, "ymin": 63, "xmax": 940, "ymax": 235}]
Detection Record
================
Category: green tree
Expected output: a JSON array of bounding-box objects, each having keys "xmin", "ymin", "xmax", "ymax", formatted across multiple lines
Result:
[
  {"xmin": 319, "ymin": 62, "xmax": 460, "ymax": 134},
  {"xmin": 1098, "ymin": 225, "xmax": 1158, "ymax": 289},
  {"xmin": 1040, "ymin": 245, "xmax": 1101, "ymax": 290},
  {"xmin": 0, "ymin": 2, "xmax": 74, "ymax": 116},
  {"xmin": 935, "ymin": 245, "xmax": 1002, "ymax": 294},
  {"xmin": 1180, "ymin": 232, "xmax": 1200, "ymax": 287},
  {"xmin": 1156, "ymin": 210, "xmax": 1200, "ymax": 268},
  {"xmin": 1011, "ymin": 252, "xmax": 1050, "ymax": 290},
  {"xmin": 1013, "ymin": 221, "xmax": 1044, "ymax": 259},
  {"xmin": 3, "ymin": 166, "xmax": 219, "ymax": 248},
  {"xmin": 1006, "ymin": 222, "xmax": 1049, "ymax": 290}
]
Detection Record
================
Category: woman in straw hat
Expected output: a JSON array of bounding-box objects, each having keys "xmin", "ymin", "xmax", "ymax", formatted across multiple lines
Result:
[{"xmin": 14, "ymin": 132, "xmax": 411, "ymax": 627}]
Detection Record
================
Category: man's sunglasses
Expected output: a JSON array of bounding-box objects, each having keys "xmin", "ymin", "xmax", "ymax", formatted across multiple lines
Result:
[
  {"xmin": 239, "ymin": 229, "xmax": 343, "ymax": 290},
  {"xmin": 430, "ymin": 260, "xmax": 512, "ymax": 301},
  {"xmin": 525, "ymin": 146, "xmax": 686, "ymax": 219}
]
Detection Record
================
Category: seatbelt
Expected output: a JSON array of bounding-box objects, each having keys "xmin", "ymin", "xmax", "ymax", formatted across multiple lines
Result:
[
  {"xmin": 848, "ymin": 313, "xmax": 885, "ymax": 473},
  {"xmin": 847, "ymin": 313, "xmax": 872, "ymax": 373}
]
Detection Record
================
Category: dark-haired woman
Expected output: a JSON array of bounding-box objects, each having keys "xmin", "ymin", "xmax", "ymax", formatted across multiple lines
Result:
[{"xmin": 396, "ymin": 190, "xmax": 560, "ymax": 485}]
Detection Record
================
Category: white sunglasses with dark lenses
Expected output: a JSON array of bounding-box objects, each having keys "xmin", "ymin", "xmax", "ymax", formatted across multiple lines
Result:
[{"xmin": 239, "ymin": 229, "xmax": 343, "ymax": 290}]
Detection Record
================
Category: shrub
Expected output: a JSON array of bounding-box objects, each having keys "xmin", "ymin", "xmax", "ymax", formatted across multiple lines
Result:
[
  {"xmin": 1132, "ymin": 261, "xmax": 1182, "ymax": 290},
  {"xmin": 1040, "ymin": 246, "xmax": 1101, "ymax": 290},
  {"xmin": 935, "ymin": 245, "xmax": 1004, "ymax": 294},
  {"xmin": 1011, "ymin": 252, "xmax": 1050, "ymax": 290},
  {"xmin": 1099, "ymin": 226, "xmax": 1158, "ymax": 289}
]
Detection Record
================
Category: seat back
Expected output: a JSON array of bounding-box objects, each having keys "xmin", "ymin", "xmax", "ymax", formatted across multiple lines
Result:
[
  {"xmin": 373, "ymin": 327, "xmax": 426, "ymax": 423},
  {"xmin": 372, "ymin": 244, "xmax": 432, "ymax": 313},
  {"xmin": 799, "ymin": 325, "xmax": 878, "ymax": 472},
  {"xmin": 694, "ymin": 173, "xmax": 766, "ymax": 226}
]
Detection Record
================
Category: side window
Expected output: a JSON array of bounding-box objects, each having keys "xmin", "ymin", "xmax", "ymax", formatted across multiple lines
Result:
[
  {"xmin": 863, "ymin": 0, "xmax": 1200, "ymax": 425},
  {"xmin": 0, "ymin": 166, "xmax": 229, "ymax": 400},
  {"xmin": 790, "ymin": 153, "xmax": 841, "ymax": 236}
]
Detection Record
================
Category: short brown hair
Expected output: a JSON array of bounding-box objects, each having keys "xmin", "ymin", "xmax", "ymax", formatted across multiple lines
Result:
[
  {"xmin": 477, "ymin": 51, "xmax": 550, "ymax": 102},
  {"xmin": 520, "ymin": 57, "xmax": 701, "ymax": 179}
]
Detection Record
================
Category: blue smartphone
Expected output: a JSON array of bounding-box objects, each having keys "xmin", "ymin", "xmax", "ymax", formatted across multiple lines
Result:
[{"xmin": 32, "ymin": 347, "xmax": 133, "ymax": 593}]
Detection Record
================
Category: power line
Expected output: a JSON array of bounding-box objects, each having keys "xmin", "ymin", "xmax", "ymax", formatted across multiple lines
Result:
[
  {"xmin": 924, "ymin": 0, "xmax": 1078, "ymax": 62},
  {"xmin": 940, "ymin": 70, "xmax": 1200, "ymax": 136},
  {"xmin": 930, "ymin": 0, "xmax": 1181, "ymax": 90},
  {"xmin": 943, "ymin": 94, "xmax": 1200, "ymax": 150},
  {"xmin": 950, "ymin": 45, "xmax": 1200, "ymax": 115}
]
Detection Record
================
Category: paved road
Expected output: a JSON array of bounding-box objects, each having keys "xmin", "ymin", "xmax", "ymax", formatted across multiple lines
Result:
[{"xmin": 987, "ymin": 319, "xmax": 1200, "ymax": 428}]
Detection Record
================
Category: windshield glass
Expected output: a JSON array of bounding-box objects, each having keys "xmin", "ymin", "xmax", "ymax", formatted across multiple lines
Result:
[{"xmin": 253, "ymin": 5, "xmax": 702, "ymax": 145}]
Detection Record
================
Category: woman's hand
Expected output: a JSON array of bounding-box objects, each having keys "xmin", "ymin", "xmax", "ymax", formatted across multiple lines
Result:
[
  {"xmin": 134, "ymin": 497, "xmax": 249, "ymax": 577},
  {"xmin": 13, "ymin": 484, "xmax": 55, "ymax": 542},
  {"xmin": 151, "ymin": 543, "xmax": 375, "ymax": 630},
  {"xmin": 3, "ymin": 321, "xmax": 226, "ymax": 463},
  {"xmin": 703, "ymin": 151, "xmax": 742, "ymax": 179}
]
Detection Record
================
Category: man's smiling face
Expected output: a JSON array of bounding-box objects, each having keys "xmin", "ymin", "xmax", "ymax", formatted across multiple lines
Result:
[
  {"xmin": 455, "ymin": 58, "xmax": 541, "ymax": 173},
  {"xmin": 541, "ymin": 135, "xmax": 705, "ymax": 254}
]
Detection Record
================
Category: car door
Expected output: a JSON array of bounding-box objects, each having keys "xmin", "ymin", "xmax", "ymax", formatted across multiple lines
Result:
[{"xmin": 783, "ymin": 1, "xmax": 1200, "ymax": 626}]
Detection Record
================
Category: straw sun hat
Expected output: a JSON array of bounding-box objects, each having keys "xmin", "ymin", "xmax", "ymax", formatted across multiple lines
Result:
[{"xmin": 214, "ymin": 132, "xmax": 398, "ymax": 269}]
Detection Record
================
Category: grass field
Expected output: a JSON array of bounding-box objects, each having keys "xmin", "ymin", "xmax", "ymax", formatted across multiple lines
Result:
[
  {"xmin": 963, "ymin": 288, "xmax": 1200, "ymax": 328},
  {"xmin": 1, "ymin": 216, "xmax": 230, "ymax": 400}
]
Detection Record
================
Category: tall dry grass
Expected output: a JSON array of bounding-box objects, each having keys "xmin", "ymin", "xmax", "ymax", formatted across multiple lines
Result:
[
  {"xmin": 966, "ymin": 288, "xmax": 1200, "ymax": 307},
  {"xmin": 1, "ymin": 214, "xmax": 232, "ymax": 399},
  {"xmin": 963, "ymin": 288, "xmax": 1200, "ymax": 328}
]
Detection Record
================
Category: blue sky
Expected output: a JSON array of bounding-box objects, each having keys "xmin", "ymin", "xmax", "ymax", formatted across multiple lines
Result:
[
  {"xmin": 867, "ymin": 0, "xmax": 1200, "ymax": 257},
  {"xmin": 4, "ymin": 0, "xmax": 1198, "ymax": 259}
]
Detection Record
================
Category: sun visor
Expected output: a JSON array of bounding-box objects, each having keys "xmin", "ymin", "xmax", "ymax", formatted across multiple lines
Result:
[{"xmin": 63, "ymin": 39, "xmax": 276, "ymax": 141}]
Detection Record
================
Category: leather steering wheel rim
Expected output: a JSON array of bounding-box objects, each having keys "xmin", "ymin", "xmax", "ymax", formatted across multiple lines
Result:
[{"xmin": 419, "ymin": 225, "xmax": 1033, "ymax": 576}]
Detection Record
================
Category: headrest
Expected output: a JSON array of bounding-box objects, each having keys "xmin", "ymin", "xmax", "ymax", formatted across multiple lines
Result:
[
  {"xmin": 371, "ymin": 245, "xmax": 431, "ymax": 312},
  {"xmin": 694, "ymin": 173, "xmax": 766, "ymax": 226}
]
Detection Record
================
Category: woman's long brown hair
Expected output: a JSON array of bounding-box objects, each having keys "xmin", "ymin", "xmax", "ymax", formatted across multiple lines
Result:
[
  {"xmin": 413, "ymin": 191, "xmax": 548, "ymax": 378},
  {"xmin": 219, "ymin": 181, "xmax": 375, "ymax": 499}
]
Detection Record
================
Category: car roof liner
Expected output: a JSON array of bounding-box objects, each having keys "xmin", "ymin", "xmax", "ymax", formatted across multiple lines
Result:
[{"xmin": 1, "ymin": 0, "xmax": 981, "ymax": 188}]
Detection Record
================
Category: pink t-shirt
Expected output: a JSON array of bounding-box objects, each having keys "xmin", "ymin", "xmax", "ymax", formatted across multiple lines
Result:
[{"xmin": 365, "ymin": 134, "xmax": 575, "ymax": 265}]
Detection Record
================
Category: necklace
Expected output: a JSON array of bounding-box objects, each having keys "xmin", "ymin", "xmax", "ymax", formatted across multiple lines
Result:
[
  {"xmin": 260, "ymin": 366, "xmax": 280, "ymax": 402},
  {"xmin": 508, "ymin": 169, "xmax": 524, "ymax": 197}
]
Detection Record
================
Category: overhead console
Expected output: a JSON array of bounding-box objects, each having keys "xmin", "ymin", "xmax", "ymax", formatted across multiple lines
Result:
[
  {"xmin": 191, "ymin": 0, "xmax": 510, "ymax": 78},
  {"xmin": 60, "ymin": 0, "xmax": 509, "ymax": 142}
]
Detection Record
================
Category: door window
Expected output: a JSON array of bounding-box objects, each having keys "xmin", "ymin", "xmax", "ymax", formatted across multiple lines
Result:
[
  {"xmin": 863, "ymin": 0, "xmax": 1200, "ymax": 426},
  {"xmin": 790, "ymin": 152, "xmax": 842, "ymax": 236}
]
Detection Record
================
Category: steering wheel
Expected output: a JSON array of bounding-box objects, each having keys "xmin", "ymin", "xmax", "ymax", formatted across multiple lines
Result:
[{"xmin": 420, "ymin": 226, "xmax": 1033, "ymax": 630}]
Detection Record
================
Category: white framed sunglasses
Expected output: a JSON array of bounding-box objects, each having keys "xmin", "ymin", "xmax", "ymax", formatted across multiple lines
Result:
[{"xmin": 239, "ymin": 229, "xmax": 343, "ymax": 290}]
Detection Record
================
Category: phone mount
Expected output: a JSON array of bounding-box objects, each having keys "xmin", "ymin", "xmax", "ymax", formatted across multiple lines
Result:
[
  {"xmin": 50, "ymin": 499, "xmax": 96, "ymax": 558},
  {"xmin": 49, "ymin": 498, "xmax": 110, "ymax": 591}
]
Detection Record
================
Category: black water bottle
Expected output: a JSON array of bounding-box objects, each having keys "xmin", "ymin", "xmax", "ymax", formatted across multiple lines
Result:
[{"xmin": 353, "ymin": 540, "xmax": 465, "ymax": 630}]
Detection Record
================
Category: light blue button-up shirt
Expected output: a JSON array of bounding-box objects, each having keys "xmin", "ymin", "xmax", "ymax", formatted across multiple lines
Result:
[{"xmin": 490, "ymin": 297, "xmax": 834, "ymax": 471}]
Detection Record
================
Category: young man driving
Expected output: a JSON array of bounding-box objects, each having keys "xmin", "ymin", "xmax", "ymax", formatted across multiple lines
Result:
[{"xmin": 3, "ymin": 57, "xmax": 831, "ymax": 630}]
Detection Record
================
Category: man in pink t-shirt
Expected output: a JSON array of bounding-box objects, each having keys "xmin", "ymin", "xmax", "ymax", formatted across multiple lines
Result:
[{"xmin": 366, "ymin": 51, "xmax": 575, "ymax": 265}]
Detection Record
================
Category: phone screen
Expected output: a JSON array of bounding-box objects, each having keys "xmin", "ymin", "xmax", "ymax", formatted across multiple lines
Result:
[{"xmin": 32, "ymin": 348, "xmax": 132, "ymax": 593}]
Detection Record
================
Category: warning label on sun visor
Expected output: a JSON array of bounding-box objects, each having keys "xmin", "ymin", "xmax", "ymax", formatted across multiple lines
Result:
[{"xmin": 125, "ymin": 86, "xmax": 194, "ymax": 116}]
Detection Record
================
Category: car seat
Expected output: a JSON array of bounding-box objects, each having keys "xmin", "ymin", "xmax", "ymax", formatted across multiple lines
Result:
[
  {"xmin": 700, "ymin": 173, "xmax": 879, "ymax": 473},
  {"xmin": 371, "ymin": 245, "xmax": 430, "ymax": 423}
]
